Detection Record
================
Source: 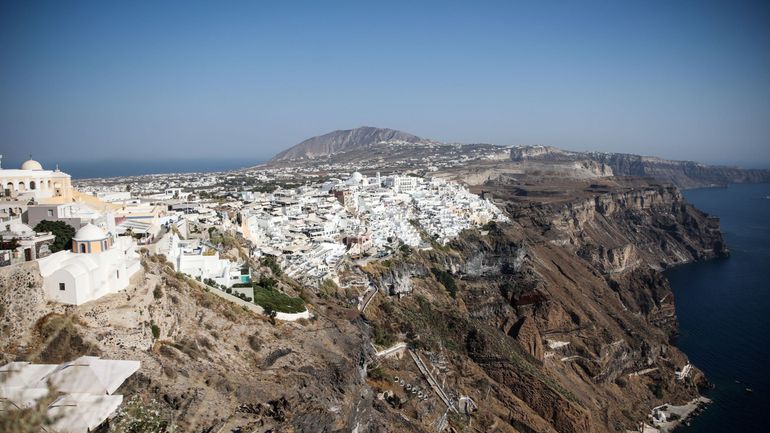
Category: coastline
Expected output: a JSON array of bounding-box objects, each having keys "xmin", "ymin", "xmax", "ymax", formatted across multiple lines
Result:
[
  {"xmin": 629, "ymin": 397, "xmax": 711, "ymax": 433},
  {"xmin": 660, "ymin": 183, "xmax": 770, "ymax": 433},
  {"xmin": 652, "ymin": 397, "xmax": 712, "ymax": 433}
]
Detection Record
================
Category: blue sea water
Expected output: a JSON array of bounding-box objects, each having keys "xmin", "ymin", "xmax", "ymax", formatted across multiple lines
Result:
[
  {"xmin": 3, "ymin": 158, "xmax": 263, "ymax": 179},
  {"xmin": 666, "ymin": 183, "xmax": 770, "ymax": 432}
]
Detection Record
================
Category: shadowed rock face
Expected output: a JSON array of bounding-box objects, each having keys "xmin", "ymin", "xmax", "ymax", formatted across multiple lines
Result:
[
  {"xmin": 509, "ymin": 316, "xmax": 544, "ymax": 361},
  {"xmin": 270, "ymin": 126, "xmax": 425, "ymax": 161}
]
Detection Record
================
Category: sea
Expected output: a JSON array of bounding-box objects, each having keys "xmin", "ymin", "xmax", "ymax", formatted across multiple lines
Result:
[
  {"xmin": 6, "ymin": 158, "xmax": 262, "ymax": 179},
  {"xmin": 665, "ymin": 183, "xmax": 770, "ymax": 432}
]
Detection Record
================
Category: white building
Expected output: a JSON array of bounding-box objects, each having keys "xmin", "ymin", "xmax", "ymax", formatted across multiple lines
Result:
[
  {"xmin": 37, "ymin": 224, "xmax": 141, "ymax": 305},
  {"xmin": 385, "ymin": 174, "xmax": 420, "ymax": 193},
  {"xmin": 0, "ymin": 219, "xmax": 55, "ymax": 265},
  {"xmin": 0, "ymin": 356, "xmax": 140, "ymax": 433},
  {"xmin": 156, "ymin": 233, "xmax": 240, "ymax": 287},
  {"xmin": 27, "ymin": 202, "xmax": 104, "ymax": 231},
  {"xmin": 0, "ymin": 157, "xmax": 73, "ymax": 203}
]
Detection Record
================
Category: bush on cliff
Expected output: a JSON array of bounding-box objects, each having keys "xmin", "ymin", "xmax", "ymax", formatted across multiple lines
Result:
[
  {"xmin": 431, "ymin": 267, "xmax": 458, "ymax": 298},
  {"xmin": 252, "ymin": 287, "xmax": 305, "ymax": 314}
]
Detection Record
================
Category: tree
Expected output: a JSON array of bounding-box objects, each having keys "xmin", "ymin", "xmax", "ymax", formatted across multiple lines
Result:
[
  {"xmin": 150, "ymin": 323, "xmax": 160, "ymax": 339},
  {"xmin": 34, "ymin": 220, "xmax": 75, "ymax": 252},
  {"xmin": 264, "ymin": 306, "xmax": 277, "ymax": 325},
  {"xmin": 431, "ymin": 267, "xmax": 458, "ymax": 298}
]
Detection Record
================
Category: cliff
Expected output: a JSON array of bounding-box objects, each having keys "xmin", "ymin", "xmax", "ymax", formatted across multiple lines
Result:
[
  {"xmin": 362, "ymin": 178, "xmax": 725, "ymax": 432},
  {"xmin": 0, "ymin": 178, "xmax": 727, "ymax": 432},
  {"xmin": 511, "ymin": 145, "xmax": 770, "ymax": 188},
  {"xmin": 0, "ymin": 258, "xmax": 381, "ymax": 432},
  {"xmin": 592, "ymin": 153, "xmax": 770, "ymax": 189}
]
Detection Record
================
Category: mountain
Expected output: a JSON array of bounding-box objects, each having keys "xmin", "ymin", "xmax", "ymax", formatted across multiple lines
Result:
[{"xmin": 270, "ymin": 126, "xmax": 426, "ymax": 162}]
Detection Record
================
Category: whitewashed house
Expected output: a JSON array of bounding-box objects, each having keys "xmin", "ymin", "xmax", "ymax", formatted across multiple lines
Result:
[{"xmin": 37, "ymin": 224, "xmax": 141, "ymax": 305}]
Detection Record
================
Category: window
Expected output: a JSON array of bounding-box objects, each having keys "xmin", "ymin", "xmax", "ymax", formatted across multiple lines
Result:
[
  {"xmin": 47, "ymin": 209, "xmax": 53, "ymax": 217},
  {"xmin": 79, "ymin": 243, "xmax": 86, "ymax": 253},
  {"xmin": 116, "ymin": 270, "xmax": 120, "ymax": 279},
  {"xmin": 59, "ymin": 283, "xmax": 65, "ymax": 291}
]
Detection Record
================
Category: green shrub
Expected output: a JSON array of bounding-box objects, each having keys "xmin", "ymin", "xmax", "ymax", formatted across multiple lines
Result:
[
  {"xmin": 252, "ymin": 287, "xmax": 305, "ymax": 313},
  {"xmin": 372, "ymin": 322, "xmax": 396, "ymax": 348},
  {"xmin": 109, "ymin": 395, "xmax": 174, "ymax": 433},
  {"xmin": 34, "ymin": 220, "xmax": 75, "ymax": 252},
  {"xmin": 482, "ymin": 221, "xmax": 498, "ymax": 232},
  {"xmin": 648, "ymin": 382, "xmax": 664, "ymax": 399},
  {"xmin": 258, "ymin": 276, "xmax": 277, "ymax": 290},
  {"xmin": 431, "ymin": 267, "xmax": 458, "ymax": 298},
  {"xmin": 151, "ymin": 324, "xmax": 160, "ymax": 339},
  {"xmin": 319, "ymin": 279, "xmax": 339, "ymax": 297},
  {"xmin": 260, "ymin": 256, "xmax": 283, "ymax": 276},
  {"xmin": 368, "ymin": 365, "xmax": 386, "ymax": 380}
]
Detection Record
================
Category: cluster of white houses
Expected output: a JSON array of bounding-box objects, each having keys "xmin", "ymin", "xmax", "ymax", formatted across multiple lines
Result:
[
  {"xmin": 153, "ymin": 232, "xmax": 247, "ymax": 288},
  {"xmin": 241, "ymin": 172, "xmax": 508, "ymax": 283},
  {"xmin": 1, "ymin": 157, "xmax": 251, "ymax": 307},
  {"xmin": 2, "ymin": 157, "xmax": 508, "ymax": 301},
  {"xmin": 0, "ymin": 155, "xmax": 515, "ymax": 430}
]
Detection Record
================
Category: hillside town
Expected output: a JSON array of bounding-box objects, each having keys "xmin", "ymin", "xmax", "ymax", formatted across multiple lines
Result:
[
  {"xmin": 1, "ymin": 157, "xmax": 507, "ymax": 299},
  {"xmin": 241, "ymin": 171, "xmax": 508, "ymax": 284},
  {"xmin": 0, "ymin": 155, "xmax": 509, "ymax": 431}
]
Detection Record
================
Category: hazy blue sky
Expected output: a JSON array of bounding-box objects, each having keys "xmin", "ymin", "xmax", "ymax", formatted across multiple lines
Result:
[{"xmin": 1, "ymin": 0, "xmax": 769, "ymax": 169}]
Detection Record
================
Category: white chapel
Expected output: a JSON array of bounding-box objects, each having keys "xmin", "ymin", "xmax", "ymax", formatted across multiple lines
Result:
[{"xmin": 37, "ymin": 223, "xmax": 141, "ymax": 305}]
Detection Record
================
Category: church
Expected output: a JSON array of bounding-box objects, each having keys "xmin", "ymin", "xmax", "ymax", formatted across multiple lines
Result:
[
  {"xmin": 0, "ymin": 157, "xmax": 73, "ymax": 203},
  {"xmin": 37, "ymin": 223, "xmax": 141, "ymax": 305}
]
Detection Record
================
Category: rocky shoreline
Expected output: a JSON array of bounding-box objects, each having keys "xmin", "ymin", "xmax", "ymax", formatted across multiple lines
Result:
[{"xmin": 643, "ymin": 396, "xmax": 712, "ymax": 433}]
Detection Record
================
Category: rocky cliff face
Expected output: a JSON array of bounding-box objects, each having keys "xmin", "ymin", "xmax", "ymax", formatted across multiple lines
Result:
[
  {"xmin": 511, "ymin": 145, "xmax": 770, "ymax": 188},
  {"xmin": 362, "ymin": 178, "xmax": 725, "ymax": 432},
  {"xmin": 270, "ymin": 126, "xmax": 426, "ymax": 162},
  {"xmin": 592, "ymin": 153, "xmax": 770, "ymax": 189},
  {"xmin": 0, "ymin": 258, "xmax": 383, "ymax": 433},
  {"xmin": 0, "ymin": 178, "xmax": 726, "ymax": 433}
]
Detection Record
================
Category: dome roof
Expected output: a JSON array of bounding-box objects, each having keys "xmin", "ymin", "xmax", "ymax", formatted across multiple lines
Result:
[
  {"xmin": 73, "ymin": 223, "xmax": 107, "ymax": 241},
  {"xmin": 21, "ymin": 159, "xmax": 44, "ymax": 170}
]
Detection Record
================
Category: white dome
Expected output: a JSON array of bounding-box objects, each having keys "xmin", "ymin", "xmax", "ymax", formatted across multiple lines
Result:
[
  {"xmin": 21, "ymin": 159, "xmax": 44, "ymax": 170},
  {"xmin": 73, "ymin": 224, "xmax": 107, "ymax": 241}
]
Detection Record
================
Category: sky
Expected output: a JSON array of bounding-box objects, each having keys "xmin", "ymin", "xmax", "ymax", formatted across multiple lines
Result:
[{"xmin": 1, "ymin": 0, "xmax": 769, "ymax": 171}]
